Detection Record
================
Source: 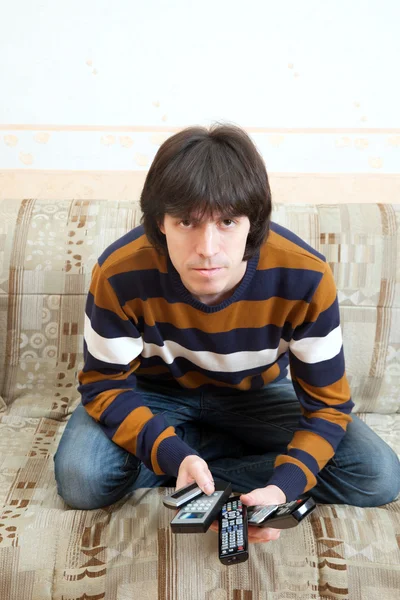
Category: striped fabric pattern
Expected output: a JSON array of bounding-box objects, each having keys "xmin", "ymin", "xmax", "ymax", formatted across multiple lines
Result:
[{"xmin": 78, "ymin": 220, "xmax": 354, "ymax": 499}]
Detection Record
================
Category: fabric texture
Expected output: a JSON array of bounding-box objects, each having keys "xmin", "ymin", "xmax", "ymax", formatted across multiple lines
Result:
[
  {"xmin": 0, "ymin": 199, "xmax": 399, "ymax": 599},
  {"xmin": 79, "ymin": 220, "xmax": 353, "ymax": 498}
]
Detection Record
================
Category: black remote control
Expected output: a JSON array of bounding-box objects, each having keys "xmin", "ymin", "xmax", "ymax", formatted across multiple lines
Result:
[
  {"xmin": 247, "ymin": 497, "xmax": 316, "ymax": 529},
  {"xmin": 218, "ymin": 495, "xmax": 249, "ymax": 565},
  {"xmin": 170, "ymin": 480, "xmax": 232, "ymax": 533}
]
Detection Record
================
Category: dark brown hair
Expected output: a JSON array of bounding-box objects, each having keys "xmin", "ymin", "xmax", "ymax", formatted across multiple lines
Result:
[{"xmin": 139, "ymin": 122, "xmax": 272, "ymax": 261}]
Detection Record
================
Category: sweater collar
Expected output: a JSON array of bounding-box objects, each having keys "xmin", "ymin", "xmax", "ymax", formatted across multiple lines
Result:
[{"xmin": 167, "ymin": 250, "xmax": 260, "ymax": 313}]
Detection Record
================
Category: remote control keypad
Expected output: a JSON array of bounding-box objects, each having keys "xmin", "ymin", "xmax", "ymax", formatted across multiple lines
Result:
[
  {"xmin": 220, "ymin": 499, "xmax": 244, "ymax": 555},
  {"xmin": 182, "ymin": 491, "xmax": 220, "ymax": 513}
]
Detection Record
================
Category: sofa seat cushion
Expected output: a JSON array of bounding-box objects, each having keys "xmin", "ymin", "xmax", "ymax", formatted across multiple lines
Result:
[{"xmin": 0, "ymin": 412, "xmax": 399, "ymax": 599}]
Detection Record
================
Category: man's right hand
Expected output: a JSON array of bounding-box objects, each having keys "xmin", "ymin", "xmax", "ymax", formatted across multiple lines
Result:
[{"xmin": 176, "ymin": 455, "xmax": 215, "ymax": 495}]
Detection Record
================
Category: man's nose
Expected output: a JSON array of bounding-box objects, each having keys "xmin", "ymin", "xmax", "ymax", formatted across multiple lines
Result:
[{"xmin": 195, "ymin": 224, "xmax": 220, "ymax": 257}]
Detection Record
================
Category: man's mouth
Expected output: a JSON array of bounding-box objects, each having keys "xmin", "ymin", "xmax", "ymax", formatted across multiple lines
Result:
[{"xmin": 193, "ymin": 267, "xmax": 223, "ymax": 277}]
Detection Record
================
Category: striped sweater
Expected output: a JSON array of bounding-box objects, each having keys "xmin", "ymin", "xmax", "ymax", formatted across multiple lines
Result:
[{"xmin": 78, "ymin": 221, "xmax": 354, "ymax": 501}]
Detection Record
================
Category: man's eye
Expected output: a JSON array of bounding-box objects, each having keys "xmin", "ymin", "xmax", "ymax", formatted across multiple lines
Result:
[{"xmin": 179, "ymin": 220, "xmax": 192, "ymax": 227}]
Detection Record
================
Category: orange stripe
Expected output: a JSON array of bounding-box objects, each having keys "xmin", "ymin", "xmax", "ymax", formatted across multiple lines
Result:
[
  {"xmin": 263, "ymin": 229, "xmax": 326, "ymax": 269},
  {"xmin": 104, "ymin": 245, "xmax": 168, "ymax": 278},
  {"xmin": 309, "ymin": 264, "xmax": 337, "ymax": 313},
  {"xmin": 287, "ymin": 430, "xmax": 335, "ymax": 470},
  {"xmin": 98, "ymin": 235, "xmax": 168, "ymax": 276},
  {"xmin": 124, "ymin": 295, "xmax": 308, "ymax": 332},
  {"xmin": 84, "ymin": 389, "xmax": 127, "ymax": 421},
  {"xmin": 274, "ymin": 455, "xmax": 316, "ymax": 491},
  {"xmin": 112, "ymin": 406, "xmax": 154, "ymax": 454},
  {"xmin": 261, "ymin": 363, "xmax": 281, "ymax": 385},
  {"xmin": 79, "ymin": 359, "xmax": 141, "ymax": 386},
  {"xmin": 303, "ymin": 408, "xmax": 352, "ymax": 431},
  {"xmin": 151, "ymin": 426, "xmax": 177, "ymax": 475},
  {"xmin": 169, "ymin": 365, "xmax": 280, "ymax": 391},
  {"xmin": 175, "ymin": 371, "xmax": 250, "ymax": 390},
  {"xmin": 294, "ymin": 373, "xmax": 352, "ymax": 407},
  {"xmin": 89, "ymin": 263, "xmax": 129, "ymax": 320}
]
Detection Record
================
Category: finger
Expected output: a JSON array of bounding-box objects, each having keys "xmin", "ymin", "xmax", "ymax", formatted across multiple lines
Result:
[
  {"xmin": 247, "ymin": 526, "xmax": 281, "ymax": 544},
  {"xmin": 209, "ymin": 520, "xmax": 219, "ymax": 533},
  {"xmin": 191, "ymin": 466, "xmax": 215, "ymax": 496},
  {"xmin": 175, "ymin": 474, "xmax": 195, "ymax": 491}
]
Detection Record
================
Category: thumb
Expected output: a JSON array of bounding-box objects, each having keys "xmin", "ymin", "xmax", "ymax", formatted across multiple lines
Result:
[
  {"xmin": 240, "ymin": 489, "xmax": 269, "ymax": 507},
  {"xmin": 240, "ymin": 493, "xmax": 257, "ymax": 507}
]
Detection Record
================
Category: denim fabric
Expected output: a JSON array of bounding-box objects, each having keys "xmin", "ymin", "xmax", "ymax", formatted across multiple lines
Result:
[{"xmin": 54, "ymin": 377, "xmax": 400, "ymax": 509}]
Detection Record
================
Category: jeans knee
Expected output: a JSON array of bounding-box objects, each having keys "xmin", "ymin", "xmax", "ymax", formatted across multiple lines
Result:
[
  {"xmin": 54, "ymin": 450, "xmax": 138, "ymax": 510},
  {"xmin": 54, "ymin": 451, "xmax": 94, "ymax": 509},
  {"xmin": 357, "ymin": 448, "xmax": 400, "ymax": 507}
]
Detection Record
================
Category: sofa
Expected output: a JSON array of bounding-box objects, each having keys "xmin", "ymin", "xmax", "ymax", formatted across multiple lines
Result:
[{"xmin": 0, "ymin": 199, "xmax": 399, "ymax": 600}]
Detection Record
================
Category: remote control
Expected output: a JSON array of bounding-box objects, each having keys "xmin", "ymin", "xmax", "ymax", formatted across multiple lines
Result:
[
  {"xmin": 163, "ymin": 481, "xmax": 203, "ymax": 509},
  {"xmin": 170, "ymin": 480, "xmax": 232, "ymax": 533},
  {"xmin": 247, "ymin": 497, "xmax": 316, "ymax": 529},
  {"xmin": 218, "ymin": 495, "xmax": 249, "ymax": 565}
]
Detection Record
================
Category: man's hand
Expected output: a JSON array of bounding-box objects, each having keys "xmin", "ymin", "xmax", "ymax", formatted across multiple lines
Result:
[
  {"xmin": 209, "ymin": 484, "xmax": 286, "ymax": 544},
  {"xmin": 176, "ymin": 455, "xmax": 215, "ymax": 495}
]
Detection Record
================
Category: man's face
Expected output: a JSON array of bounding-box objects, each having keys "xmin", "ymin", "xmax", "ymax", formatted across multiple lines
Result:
[{"xmin": 159, "ymin": 212, "xmax": 251, "ymax": 305}]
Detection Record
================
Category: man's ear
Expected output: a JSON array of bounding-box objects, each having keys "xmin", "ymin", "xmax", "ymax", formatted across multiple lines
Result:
[{"xmin": 159, "ymin": 220, "xmax": 165, "ymax": 235}]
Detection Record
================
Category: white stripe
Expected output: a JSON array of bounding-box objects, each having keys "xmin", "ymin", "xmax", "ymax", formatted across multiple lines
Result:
[
  {"xmin": 289, "ymin": 325, "xmax": 343, "ymax": 364},
  {"xmin": 141, "ymin": 337, "xmax": 290, "ymax": 372},
  {"xmin": 85, "ymin": 313, "xmax": 292, "ymax": 372},
  {"xmin": 84, "ymin": 314, "xmax": 143, "ymax": 364}
]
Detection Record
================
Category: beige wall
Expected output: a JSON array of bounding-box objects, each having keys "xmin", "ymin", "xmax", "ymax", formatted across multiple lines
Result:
[
  {"xmin": 1, "ymin": 170, "xmax": 400, "ymax": 205},
  {"xmin": 1, "ymin": 1, "xmax": 399, "ymax": 202}
]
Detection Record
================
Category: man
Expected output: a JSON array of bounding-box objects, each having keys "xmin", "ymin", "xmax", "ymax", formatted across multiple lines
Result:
[{"xmin": 55, "ymin": 123, "xmax": 400, "ymax": 544}]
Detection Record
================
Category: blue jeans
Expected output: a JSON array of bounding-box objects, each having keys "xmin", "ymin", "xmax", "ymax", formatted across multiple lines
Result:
[{"xmin": 54, "ymin": 377, "xmax": 400, "ymax": 509}]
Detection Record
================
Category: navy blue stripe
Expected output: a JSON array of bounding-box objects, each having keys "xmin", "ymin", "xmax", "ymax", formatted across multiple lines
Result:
[
  {"xmin": 86, "ymin": 294, "xmax": 142, "ymax": 340},
  {"xmin": 136, "ymin": 352, "xmax": 290, "ymax": 390},
  {"xmin": 136, "ymin": 413, "xmax": 172, "ymax": 469},
  {"xmin": 295, "ymin": 416, "xmax": 346, "ymax": 451},
  {"xmin": 267, "ymin": 463, "xmax": 308, "ymax": 502},
  {"xmin": 291, "ymin": 299, "xmax": 340, "ymax": 340},
  {"xmin": 98, "ymin": 224, "xmax": 145, "ymax": 266},
  {"xmin": 100, "ymin": 389, "xmax": 141, "ymax": 429},
  {"xmin": 139, "ymin": 319, "xmax": 293, "ymax": 352},
  {"xmin": 109, "ymin": 266, "xmax": 324, "ymax": 305},
  {"xmin": 79, "ymin": 376, "xmax": 137, "ymax": 405},
  {"xmin": 227, "ymin": 266, "xmax": 323, "ymax": 303},
  {"xmin": 291, "ymin": 377, "xmax": 354, "ymax": 414},
  {"xmin": 289, "ymin": 346, "xmax": 346, "ymax": 387},
  {"xmin": 157, "ymin": 436, "xmax": 200, "ymax": 477},
  {"xmin": 269, "ymin": 221, "xmax": 326, "ymax": 262},
  {"xmin": 287, "ymin": 448, "xmax": 320, "ymax": 475}
]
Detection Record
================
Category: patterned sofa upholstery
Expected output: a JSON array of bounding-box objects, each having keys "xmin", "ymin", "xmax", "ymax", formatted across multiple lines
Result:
[{"xmin": 0, "ymin": 199, "xmax": 399, "ymax": 600}]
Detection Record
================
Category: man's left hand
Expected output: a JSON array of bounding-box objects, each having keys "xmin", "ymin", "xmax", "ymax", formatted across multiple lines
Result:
[{"xmin": 209, "ymin": 484, "xmax": 287, "ymax": 544}]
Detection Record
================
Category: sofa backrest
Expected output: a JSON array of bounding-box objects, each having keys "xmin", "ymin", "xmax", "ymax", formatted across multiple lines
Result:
[{"xmin": 0, "ymin": 199, "xmax": 399, "ymax": 419}]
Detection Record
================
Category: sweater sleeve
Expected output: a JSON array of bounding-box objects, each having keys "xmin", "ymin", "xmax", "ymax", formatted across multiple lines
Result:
[
  {"xmin": 77, "ymin": 262, "xmax": 198, "ymax": 477},
  {"xmin": 266, "ymin": 262, "xmax": 354, "ymax": 500}
]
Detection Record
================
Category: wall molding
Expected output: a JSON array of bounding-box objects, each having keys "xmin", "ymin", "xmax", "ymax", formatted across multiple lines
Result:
[{"xmin": 1, "ymin": 171, "xmax": 399, "ymax": 204}]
